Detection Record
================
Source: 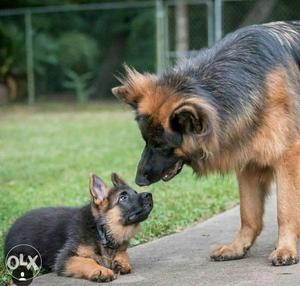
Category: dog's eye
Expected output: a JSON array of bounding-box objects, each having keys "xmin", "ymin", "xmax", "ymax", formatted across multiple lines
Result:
[
  {"xmin": 119, "ymin": 192, "xmax": 128, "ymax": 202},
  {"xmin": 152, "ymin": 142, "xmax": 164, "ymax": 149},
  {"xmin": 157, "ymin": 146, "xmax": 173, "ymax": 155}
]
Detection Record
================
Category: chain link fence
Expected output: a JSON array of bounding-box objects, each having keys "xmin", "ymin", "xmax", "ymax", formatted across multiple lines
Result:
[
  {"xmin": 167, "ymin": 1, "xmax": 209, "ymax": 65},
  {"xmin": 167, "ymin": 0, "xmax": 300, "ymax": 66},
  {"xmin": 0, "ymin": 2, "xmax": 156, "ymax": 103},
  {"xmin": 0, "ymin": 0, "xmax": 299, "ymax": 104}
]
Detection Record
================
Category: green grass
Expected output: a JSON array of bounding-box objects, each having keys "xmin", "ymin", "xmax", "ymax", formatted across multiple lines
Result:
[{"xmin": 0, "ymin": 103, "xmax": 238, "ymax": 283}]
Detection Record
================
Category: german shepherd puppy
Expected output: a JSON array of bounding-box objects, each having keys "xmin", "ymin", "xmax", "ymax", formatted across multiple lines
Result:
[
  {"xmin": 113, "ymin": 21, "xmax": 300, "ymax": 266},
  {"xmin": 4, "ymin": 173, "xmax": 153, "ymax": 282}
]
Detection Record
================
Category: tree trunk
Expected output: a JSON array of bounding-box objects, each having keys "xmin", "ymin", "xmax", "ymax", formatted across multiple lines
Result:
[
  {"xmin": 95, "ymin": 32, "xmax": 127, "ymax": 98},
  {"xmin": 240, "ymin": 0, "xmax": 278, "ymax": 27},
  {"xmin": 0, "ymin": 82, "xmax": 9, "ymax": 105}
]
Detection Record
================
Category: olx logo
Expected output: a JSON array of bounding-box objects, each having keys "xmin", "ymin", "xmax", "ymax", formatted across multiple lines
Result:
[{"xmin": 5, "ymin": 244, "xmax": 42, "ymax": 286}]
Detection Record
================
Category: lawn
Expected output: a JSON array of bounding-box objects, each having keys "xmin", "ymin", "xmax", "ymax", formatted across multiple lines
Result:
[{"xmin": 0, "ymin": 103, "xmax": 238, "ymax": 283}]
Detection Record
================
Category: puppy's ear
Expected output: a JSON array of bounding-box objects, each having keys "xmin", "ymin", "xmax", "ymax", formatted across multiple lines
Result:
[
  {"xmin": 89, "ymin": 174, "xmax": 108, "ymax": 206},
  {"xmin": 111, "ymin": 173, "xmax": 128, "ymax": 188}
]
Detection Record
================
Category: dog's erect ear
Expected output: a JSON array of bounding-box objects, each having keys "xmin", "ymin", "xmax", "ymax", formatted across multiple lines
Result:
[
  {"xmin": 111, "ymin": 173, "xmax": 128, "ymax": 188},
  {"xmin": 170, "ymin": 99, "xmax": 219, "ymax": 152},
  {"xmin": 112, "ymin": 86, "xmax": 130, "ymax": 103},
  {"xmin": 170, "ymin": 102, "xmax": 214, "ymax": 135},
  {"xmin": 112, "ymin": 85, "xmax": 138, "ymax": 109},
  {"xmin": 89, "ymin": 174, "xmax": 108, "ymax": 206},
  {"xmin": 112, "ymin": 65, "xmax": 157, "ymax": 109},
  {"xmin": 112, "ymin": 65, "xmax": 140, "ymax": 108}
]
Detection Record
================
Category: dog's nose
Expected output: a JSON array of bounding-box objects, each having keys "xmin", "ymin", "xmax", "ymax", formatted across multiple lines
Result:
[
  {"xmin": 135, "ymin": 175, "xmax": 150, "ymax": 186},
  {"xmin": 141, "ymin": 192, "xmax": 153, "ymax": 208},
  {"xmin": 141, "ymin": 192, "xmax": 152, "ymax": 200}
]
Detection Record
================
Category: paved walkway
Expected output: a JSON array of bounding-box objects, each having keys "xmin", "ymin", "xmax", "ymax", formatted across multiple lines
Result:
[{"xmin": 32, "ymin": 195, "xmax": 300, "ymax": 286}]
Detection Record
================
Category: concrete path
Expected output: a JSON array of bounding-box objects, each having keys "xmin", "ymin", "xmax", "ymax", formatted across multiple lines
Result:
[{"xmin": 31, "ymin": 195, "xmax": 300, "ymax": 286}]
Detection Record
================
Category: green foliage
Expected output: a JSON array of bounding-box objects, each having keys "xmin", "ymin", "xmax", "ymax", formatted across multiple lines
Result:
[
  {"xmin": 0, "ymin": 105, "xmax": 238, "ymax": 279},
  {"xmin": 63, "ymin": 69, "xmax": 94, "ymax": 102},
  {"xmin": 57, "ymin": 32, "xmax": 98, "ymax": 73},
  {"xmin": 33, "ymin": 33, "xmax": 58, "ymax": 75},
  {"xmin": 0, "ymin": 0, "xmax": 300, "ymax": 99},
  {"xmin": 0, "ymin": 23, "xmax": 25, "ymax": 77},
  {"xmin": 126, "ymin": 10, "xmax": 155, "ymax": 71},
  {"xmin": 0, "ymin": 22, "xmax": 57, "ymax": 78}
]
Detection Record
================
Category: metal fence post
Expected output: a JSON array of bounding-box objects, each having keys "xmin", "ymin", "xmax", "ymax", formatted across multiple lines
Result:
[
  {"xmin": 163, "ymin": 1, "xmax": 169, "ymax": 68},
  {"xmin": 25, "ymin": 10, "xmax": 35, "ymax": 104},
  {"xmin": 214, "ymin": 0, "xmax": 222, "ymax": 42},
  {"xmin": 156, "ymin": 0, "xmax": 168, "ymax": 74},
  {"xmin": 207, "ymin": 0, "xmax": 214, "ymax": 47}
]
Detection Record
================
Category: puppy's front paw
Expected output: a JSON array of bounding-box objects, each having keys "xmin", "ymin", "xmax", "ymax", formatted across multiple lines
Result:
[
  {"xmin": 114, "ymin": 260, "xmax": 132, "ymax": 275},
  {"xmin": 269, "ymin": 248, "xmax": 299, "ymax": 266},
  {"xmin": 210, "ymin": 244, "xmax": 248, "ymax": 261},
  {"xmin": 90, "ymin": 267, "xmax": 116, "ymax": 282}
]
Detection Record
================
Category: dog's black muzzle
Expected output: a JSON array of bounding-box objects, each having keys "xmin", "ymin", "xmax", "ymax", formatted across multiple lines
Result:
[{"xmin": 124, "ymin": 192, "xmax": 153, "ymax": 225}]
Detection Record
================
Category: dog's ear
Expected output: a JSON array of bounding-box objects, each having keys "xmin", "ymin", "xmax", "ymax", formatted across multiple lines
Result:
[
  {"xmin": 89, "ymin": 174, "xmax": 108, "ymax": 206},
  {"xmin": 112, "ymin": 65, "xmax": 157, "ymax": 109},
  {"xmin": 112, "ymin": 65, "xmax": 141, "ymax": 108},
  {"xmin": 112, "ymin": 85, "xmax": 133, "ymax": 105},
  {"xmin": 112, "ymin": 85, "xmax": 140, "ymax": 109},
  {"xmin": 170, "ymin": 100, "xmax": 219, "ymax": 152},
  {"xmin": 111, "ymin": 172, "xmax": 128, "ymax": 188},
  {"xmin": 170, "ymin": 101, "xmax": 216, "ymax": 136}
]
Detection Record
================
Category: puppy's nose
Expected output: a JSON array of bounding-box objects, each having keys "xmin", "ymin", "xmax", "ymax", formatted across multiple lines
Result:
[
  {"xmin": 141, "ymin": 192, "xmax": 152, "ymax": 200},
  {"xmin": 141, "ymin": 192, "xmax": 153, "ymax": 208}
]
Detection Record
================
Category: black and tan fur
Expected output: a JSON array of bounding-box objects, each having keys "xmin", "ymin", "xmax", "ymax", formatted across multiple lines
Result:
[
  {"xmin": 113, "ymin": 21, "xmax": 300, "ymax": 266},
  {"xmin": 4, "ymin": 173, "xmax": 153, "ymax": 282}
]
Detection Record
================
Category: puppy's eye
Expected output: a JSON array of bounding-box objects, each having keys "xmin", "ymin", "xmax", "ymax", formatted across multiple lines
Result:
[{"xmin": 119, "ymin": 192, "xmax": 128, "ymax": 202}]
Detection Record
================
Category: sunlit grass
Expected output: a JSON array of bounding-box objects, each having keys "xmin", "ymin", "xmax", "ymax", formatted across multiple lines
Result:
[{"xmin": 0, "ymin": 103, "xmax": 238, "ymax": 282}]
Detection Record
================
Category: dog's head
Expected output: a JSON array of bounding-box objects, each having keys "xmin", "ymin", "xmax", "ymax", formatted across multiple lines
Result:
[
  {"xmin": 89, "ymin": 173, "xmax": 153, "ymax": 243},
  {"xmin": 112, "ymin": 66, "xmax": 219, "ymax": 186}
]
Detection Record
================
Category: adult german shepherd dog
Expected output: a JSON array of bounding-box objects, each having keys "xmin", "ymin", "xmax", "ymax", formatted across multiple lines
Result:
[{"xmin": 113, "ymin": 21, "xmax": 300, "ymax": 266}]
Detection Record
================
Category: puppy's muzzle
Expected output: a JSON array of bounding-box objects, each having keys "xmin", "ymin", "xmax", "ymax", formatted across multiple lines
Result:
[{"xmin": 125, "ymin": 192, "xmax": 153, "ymax": 225}]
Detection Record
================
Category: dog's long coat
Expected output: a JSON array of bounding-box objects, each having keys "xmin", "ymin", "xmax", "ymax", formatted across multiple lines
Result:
[{"xmin": 113, "ymin": 21, "xmax": 300, "ymax": 266}]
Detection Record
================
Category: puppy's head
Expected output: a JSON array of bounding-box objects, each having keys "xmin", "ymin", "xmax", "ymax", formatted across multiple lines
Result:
[
  {"xmin": 89, "ymin": 173, "xmax": 153, "ymax": 243},
  {"xmin": 112, "ymin": 66, "xmax": 219, "ymax": 186}
]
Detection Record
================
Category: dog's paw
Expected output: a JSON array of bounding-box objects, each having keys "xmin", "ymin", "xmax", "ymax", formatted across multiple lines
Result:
[
  {"xmin": 269, "ymin": 248, "xmax": 299, "ymax": 266},
  {"xmin": 114, "ymin": 260, "xmax": 132, "ymax": 275},
  {"xmin": 210, "ymin": 244, "xmax": 248, "ymax": 261},
  {"xmin": 90, "ymin": 268, "xmax": 117, "ymax": 282}
]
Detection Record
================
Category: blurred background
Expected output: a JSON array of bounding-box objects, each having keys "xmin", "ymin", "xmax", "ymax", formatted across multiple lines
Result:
[{"xmin": 0, "ymin": 0, "xmax": 299, "ymax": 105}]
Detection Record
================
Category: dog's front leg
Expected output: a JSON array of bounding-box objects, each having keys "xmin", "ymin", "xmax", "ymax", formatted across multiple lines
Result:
[
  {"xmin": 114, "ymin": 250, "xmax": 132, "ymax": 274},
  {"xmin": 62, "ymin": 256, "xmax": 117, "ymax": 282},
  {"xmin": 211, "ymin": 165, "xmax": 273, "ymax": 261},
  {"xmin": 270, "ymin": 143, "xmax": 300, "ymax": 266}
]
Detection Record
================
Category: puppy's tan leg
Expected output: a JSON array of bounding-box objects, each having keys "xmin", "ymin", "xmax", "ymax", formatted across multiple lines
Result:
[
  {"xmin": 114, "ymin": 250, "xmax": 132, "ymax": 274},
  {"xmin": 64, "ymin": 256, "xmax": 116, "ymax": 282},
  {"xmin": 211, "ymin": 166, "xmax": 273, "ymax": 261},
  {"xmin": 270, "ymin": 143, "xmax": 300, "ymax": 266}
]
